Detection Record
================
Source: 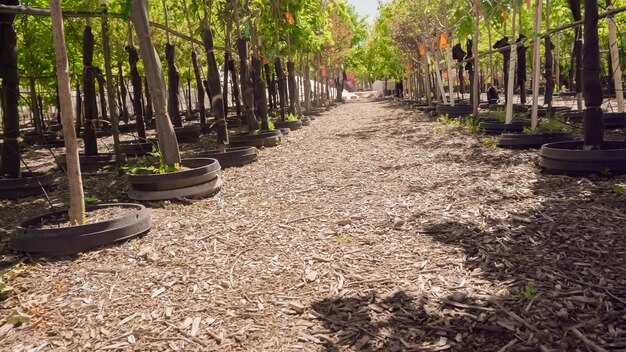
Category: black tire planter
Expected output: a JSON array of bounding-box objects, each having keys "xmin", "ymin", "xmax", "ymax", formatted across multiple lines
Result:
[
  {"xmin": 230, "ymin": 130, "xmax": 283, "ymax": 148},
  {"xmin": 57, "ymin": 153, "xmax": 117, "ymax": 173},
  {"xmin": 95, "ymin": 128, "xmax": 113, "ymax": 138},
  {"xmin": 478, "ymin": 121, "xmax": 526, "ymax": 135},
  {"xmin": 194, "ymin": 146, "xmax": 258, "ymax": 168},
  {"xmin": 277, "ymin": 128, "xmax": 290, "ymax": 136},
  {"xmin": 498, "ymin": 132, "xmax": 573, "ymax": 149},
  {"xmin": 48, "ymin": 124, "xmax": 62, "ymax": 132},
  {"xmin": 301, "ymin": 116, "xmax": 312, "ymax": 126},
  {"xmin": 558, "ymin": 91, "xmax": 577, "ymax": 97},
  {"xmin": 436, "ymin": 104, "xmax": 473, "ymax": 118},
  {"xmin": 120, "ymin": 141, "xmax": 154, "ymax": 157},
  {"xmin": 174, "ymin": 125, "xmax": 202, "ymax": 144},
  {"xmin": 0, "ymin": 172, "xmax": 56, "ymax": 200},
  {"xmin": 540, "ymin": 141, "xmax": 626, "ymax": 175},
  {"xmin": 128, "ymin": 158, "xmax": 220, "ymax": 191},
  {"xmin": 274, "ymin": 120, "xmax": 303, "ymax": 131},
  {"xmin": 303, "ymin": 110, "xmax": 321, "ymax": 117},
  {"xmin": 226, "ymin": 115, "xmax": 244, "ymax": 127},
  {"xmin": 10, "ymin": 203, "xmax": 152, "ymax": 257},
  {"xmin": 489, "ymin": 104, "xmax": 528, "ymax": 113}
]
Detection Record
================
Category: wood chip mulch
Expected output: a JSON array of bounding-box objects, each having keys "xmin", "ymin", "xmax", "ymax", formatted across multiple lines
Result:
[{"xmin": 0, "ymin": 99, "xmax": 625, "ymax": 351}]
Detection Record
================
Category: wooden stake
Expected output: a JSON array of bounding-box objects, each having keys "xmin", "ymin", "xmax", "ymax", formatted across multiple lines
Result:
[
  {"xmin": 505, "ymin": 5, "xmax": 518, "ymax": 124},
  {"xmin": 531, "ymin": 0, "xmax": 543, "ymax": 130}
]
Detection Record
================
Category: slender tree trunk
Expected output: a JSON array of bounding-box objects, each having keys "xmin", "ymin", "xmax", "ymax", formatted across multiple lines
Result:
[
  {"xmin": 253, "ymin": 57, "xmax": 269, "ymax": 130},
  {"xmin": 606, "ymin": 0, "xmax": 624, "ymax": 112},
  {"xmin": 29, "ymin": 77, "xmax": 43, "ymax": 134},
  {"xmin": 472, "ymin": 0, "xmax": 480, "ymax": 118},
  {"xmin": 50, "ymin": 0, "xmax": 85, "ymax": 224},
  {"xmin": 445, "ymin": 34, "xmax": 455, "ymax": 106},
  {"xmin": 100, "ymin": 6, "xmax": 121, "ymax": 165},
  {"xmin": 191, "ymin": 50, "xmax": 207, "ymax": 129},
  {"xmin": 304, "ymin": 55, "xmax": 311, "ymax": 112},
  {"xmin": 582, "ymin": 0, "xmax": 604, "ymax": 147},
  {"xmin": 264, "ymin": 62, "xmax": 274, "ymax": 110},
  {"xmin": 275, "ymin": 58, "xmax": 287, "ymax": 120},
  {"xmin": 531, "ymin": 0, "xmax": 543, "ymax": 131},
  {"xmin": 287, "ymin": 61, "xmax": 297, "ymax": 114},
  {"xmin": 82, "ymin": 26, "xmax": 98, "ymax": 156},
  {"xmin": 202, "ymin": 27, "xmax": 229, "ymax": 152},
  {"xmin": 95, "ymin": 68, "xmax": 107, "ymax": 122},
  {"xmin": 223, "ymin": 52, "xmax": 230, "ymax": 116},
  {"xmin": 75, "ymin": 84, "xmax": 82, "ymax": 136},
  {"xmin": 144, "ymin": 76, "xmax": 153, "ymax": 124},
  {"xmin": 228, "ymin": 59, "xmax": 242, "ymax": 116},
  {"xmin": 505, "ymin": 6, "xmax": 518, "ymax": 124},
  {"xmin": 544, "ymin": 0, "xmax": 555, "ymax": 110},
  {"xmin": 130, "ymin": 0, "xmax": 180, "ymax": 164},
  {"xmin": 118, "ymin": 61, "xmax": 130, "ymax": 123},
  {"xmin": 165, "ymin": 43, "xmax": 182, "ymax": 127},
  {"xmin": 126, "ymin": 45, "xmax": 146, "ymax": 139},
  {"xmin": 0, "ymin": 0, "xmax": 20, "ymax": 178},
  {"xmin": 237, "ymin": 39, "xmax": 259, "ymax": 132}
]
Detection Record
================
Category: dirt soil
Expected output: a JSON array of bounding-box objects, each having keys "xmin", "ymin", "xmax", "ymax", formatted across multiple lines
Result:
[{"xmin": 1, "ymin": 100, "xmax": 625, "ymax": 351}]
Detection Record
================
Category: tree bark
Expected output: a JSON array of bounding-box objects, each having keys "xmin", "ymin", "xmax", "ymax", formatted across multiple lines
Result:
[
  {"xmin": 191, "ymin": 50, "xmax": 207, "ymax": 129},
  {"xmin": 223, "ymin": 52, "xmax": 230, "ymax": 116},
  {"xmin": 287, "ymin": 61, "xmax": 297, "ymax": 113},
  {"xmin": 118, "ymin": 61, "xmax": 129, "ymax": 123},
  {"xmin": 202, "ymin": 27, "xmax": 229, "ymax": 152},
  {"xmin": 237, "ymin": 39, "xmax": 259, "ymax": 132},
  {"xmin": 275, "ymin": 58, "xmax": 287, "ymax": 120},
  {"xmin": 95, "ymin": 67, "xmax": 107, "ymax": 122},
  {"xmin": 531, "ymin": 0, "xmax": 543, "ymax": 131},
  {"xmin": 228, "ymin": 59, "xmax": 242, "ymax": 116},
  {"xmin": 544, "ymin": 0, "xmax": 555, "ymax": 109},
  {"xmin": 165, "ymin": 43, "xmax": 182, "ymax": 127},
  {"xmin": 253, "ymin": 57, "xmax": 269, "ymax": 130},
  {"xmin": 582, "ymin": 0, "xmax": 604, "ymax": 147},
  {"xmin": 606, "ymin": 0, "xmax": 624, "ymax": 112},
  {"xmin": 126, "ymin": 45, "xmax": 146, "ymax": 139},
  {"xmin": 0, "ymin": 0, "xmax": 20, "ymax": 178},
  {"xmin": 50, "ymin": 0, "xmax": 85, "ymax": 224},
  {"xmin": 82, "ymin": 26, "xmax": 98, "ymax": 156},
  {"xmin": 130, "ymin": 0, "xmax": 180, "ymax": 165}
]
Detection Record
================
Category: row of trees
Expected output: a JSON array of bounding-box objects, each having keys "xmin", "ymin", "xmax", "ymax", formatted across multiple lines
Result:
[{"xmin": 352, "ymin": 0, "xmax": 626, "ymax": 98}]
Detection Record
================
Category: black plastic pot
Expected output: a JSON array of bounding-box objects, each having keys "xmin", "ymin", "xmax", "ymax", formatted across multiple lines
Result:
[
  {"xmin": 275, "ymin": 119, "xmax": 303, "ymax": 131},
  {"xmin": 120, "ymin": 141, "xmax": 154, "ymax": 157},
  {"xmin": 230, "ymin": 130, "xmax": 283, "ymax": 148},
  {"xmin": 10, "ymin": 203, "xmax": 151, "ymax": 256},
  {"xmin": 301, "ymin": 116, "xmax": 312, "ymax": 126},
  {"xmin": 57, "ymin": 153, "xmax": 117, "ymax": 173},
  {"xmin": 498, "ymin": 132, "xmax": 574, "ymax": 149},
  {"xmin": 194, "ymin": 146, "xmax": 258, "ymax": 168},
  {"xmin": 127, "ymin": 158, "xmax": 222, "ymax": 200},
  {"xmin": 540, "ymin": 141, "xmax": 626, "ymax": 175},
  {"xmin": 478, "ymin": 121, "xmax": 526, "ymax": 135},
  {"xmin": 436, "ymin": 104, "xmax": 473, "ymax": 118},
  {"xmin": 0, "ymin": 172, "xmax": 56, "ymax": 200},
  {"xmin": 174, "ymin": 125, "xmax": 202, "ymax": 144}
]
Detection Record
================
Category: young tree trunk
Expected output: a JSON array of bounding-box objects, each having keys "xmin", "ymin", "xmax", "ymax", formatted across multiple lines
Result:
[
  {"xmin": 202, "ymin": 27, "xmax": 229, "ymax": 152},
  {"xmin": 264, "ymin": 62, "xmax": 274, "ymax": 110},
  {"xmin": 144, "ymin": 76, "xmax": 153, "ymax": 123},
  {"xmin": 287, "ymin": 61, "xmax": 297, "ymax": 114},
  {"xmin": 75, "ymin": 84, "xmax": 82, "ymax": 136},
  {"xmin": 29, "ymin": 77, "xmax": 43, "ymax": 134},
  {"xmin": 100, "ymin": 6, "xmax": 121, "ymax": 166},
  {"xmin": 82, "ymin": 26, "xmax": 99, "ymax": 156},
  {"xmin": 0, "ymin": 0, "xmax": 20, "ymax": 178},
  {"xmin": 237, "ymin": 39, "xmax": 259, "ymax": 132},
  {"xmin": 191, "ymin": 50, "xmax": 207, "ymax": 129},
  {"xmin": 186, "ymin": 77, "xmax": 192, "ymax": 115},
  {"xmin": 275, "ymin": 58, "xmax": 287, "ymax": 120},
  {"xmin": 505, "ymin": 7, "xmax": 518, "ymax": 124},
  {"xmin": 472, "ymin": 0, "xmax": 480, "ymax": 118},
  {"xmin": 252, "ymin": 57, "xmax": 269, "ymax": 130},
  {"xmin": 126, "ymin": 45, "xmax": 146, "ymax": 139},
  {"xmin": 582, "ymin": 0, "xmax": 604, "ymax": 147},
  {"xmin": 304, "ymin": 56, "xmax": 311, "ymax": 112},
  {"xmin": 445, "ymin": 34, "xmax": 455, "ymax": 106},
  {"xmin": 516, "ymin": 34, "xmax": 528, "ymax": 105},
  {"xmin": 223, "ymin": 52, "xmax": 230, "ymax": 116},
  {"xmin": 50, "ymin": 0, "xmax": 85, "ymax": 224},
  {"xmin": 531, "ymin": 0, "xmax": 543, "ymax": 131},
  {"xmin": 165, "ymin": 43, "xmax": 182, "ymax": 127},
  {"xmin": 569, "ymin": 0, "xmax": 584, "ymax": 111},
  {"xmin": 606, "ymin": 0, "xmax": 624, "ymax": 112},
  {"xmin": 544, "ymin": 0, "xmax": 555, "ymax": 109},
  {"xmin": 130, "ymin": 0, "xmax": 180, "ymax": 164},
  {"xmin": 95, "ymin": 68, "xmax": 107, "ymax": 122},
  {"xmin": 118, "ymin": 61, "xmax": 130, "ymax": 123},
  {"xmin": 432, "ymin": 48, "xmax": 448, "ymax": 104},
  {"xmin": 228, "ymin": 59, "xmax": 242, "ymax": 116}
]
